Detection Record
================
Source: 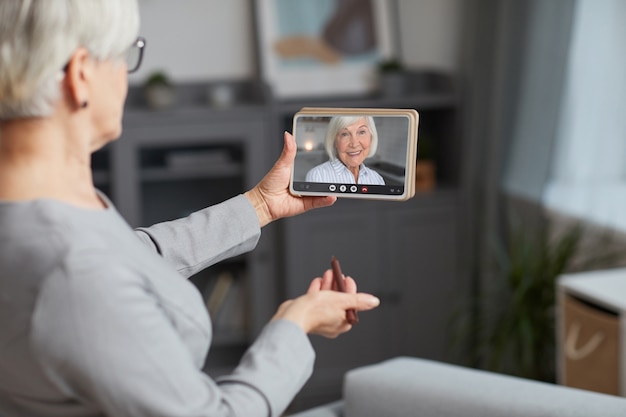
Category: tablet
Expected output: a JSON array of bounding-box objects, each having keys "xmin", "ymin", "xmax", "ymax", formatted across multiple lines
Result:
[{"xmin": 290, "ymin": 107, "xmax": 419, "ymax": 201}]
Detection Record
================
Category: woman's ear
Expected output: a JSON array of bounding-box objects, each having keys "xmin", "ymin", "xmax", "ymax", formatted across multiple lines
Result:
[{"xmin": 63, "ymin": 47, "xmax": 92, "ymax": 110}]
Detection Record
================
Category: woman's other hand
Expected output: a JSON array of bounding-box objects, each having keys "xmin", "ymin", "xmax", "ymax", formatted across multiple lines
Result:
[
  {"xmin": 272, "ymin": 269, "xmax": 380, "ymax": 338},
  {"xmin": 244, "ymin": 132, "xmax": 336, "ymax": 227}
]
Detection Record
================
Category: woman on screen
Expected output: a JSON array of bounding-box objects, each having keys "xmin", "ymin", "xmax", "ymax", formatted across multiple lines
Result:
[{"xmin": 305, "ymin": 116, "xmax": 385, "ymax": 185}]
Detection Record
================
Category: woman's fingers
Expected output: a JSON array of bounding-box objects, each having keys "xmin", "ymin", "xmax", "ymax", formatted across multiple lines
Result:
[
  {"xmin": 344, "ymin": 276, "xmax": 357, "ymax": 293},
  {"xmin": 307, "ymin": 277, "xmax": 323, "ymax": 292},
  {"xmin": 311, "ymin": 291, "xmax": 380, "ymax": 337},
  {"xmin": 320, "ymin": 269, "xmax": 334, "ymax": 291},
  {"xmin": 352, "ymin": 292, "xmax": 380, "ymax": 311},
  {"xmin": 307, "ymin": 269, "xmax": 334, "ymax": 293},
  {"xmin": 277, "ymin": 268, "xmax": 380, "ymax": 338}
]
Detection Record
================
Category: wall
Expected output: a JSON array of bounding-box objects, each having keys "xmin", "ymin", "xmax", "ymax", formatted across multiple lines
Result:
[
  {"xmin": 397, "ymin": 0, "xmax": 463, "ymax": 71},
  {"xmin": 129, "ymin": 0, "xmax": 462, "ymax": 86},
  {"xmin": 129, "ymin": 0, "xmax": 255, "ymax": 84}
]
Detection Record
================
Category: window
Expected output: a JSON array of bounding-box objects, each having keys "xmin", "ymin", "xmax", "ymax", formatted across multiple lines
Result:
[{"xmin": 542, "ymin": 0, "xmax": 626, "ymax": 231}]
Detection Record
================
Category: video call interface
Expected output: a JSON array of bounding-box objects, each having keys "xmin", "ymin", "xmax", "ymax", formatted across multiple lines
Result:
[{"xmin": 292, "ymin": 114, "xmax": 411, "ymax": 196}]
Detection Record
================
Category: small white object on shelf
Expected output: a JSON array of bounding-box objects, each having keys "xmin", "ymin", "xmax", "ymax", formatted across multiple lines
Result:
[{"xmin": 166, "ymin": 150, "xmax": 232, "ymax": 171}]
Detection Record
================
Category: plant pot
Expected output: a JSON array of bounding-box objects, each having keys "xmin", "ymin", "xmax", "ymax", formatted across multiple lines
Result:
[
  {"xmin": 144, "ymin": 85, "xmax": 176, "ymax": 110},
  {"xmin": 379, "ymin": 72, "xmax": 408, "ymax": 97},
  {"xmin": 415, "ymin": 160, "xmax": 436, "ymax": 191}
]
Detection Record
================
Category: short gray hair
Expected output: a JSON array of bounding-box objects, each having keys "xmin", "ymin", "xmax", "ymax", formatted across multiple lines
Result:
[
  {"xmin": 324, "ymin": 115, "xmax": 379, "ymax": 161},
  {"xmin": 0, "ymin": 0, "xmax": 140, "ymax": 120}
]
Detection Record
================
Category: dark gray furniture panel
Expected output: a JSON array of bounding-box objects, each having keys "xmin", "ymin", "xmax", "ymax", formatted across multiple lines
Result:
[{"xmin": 283, "ymin": 193, "xmax": 460, "ymax": 410}]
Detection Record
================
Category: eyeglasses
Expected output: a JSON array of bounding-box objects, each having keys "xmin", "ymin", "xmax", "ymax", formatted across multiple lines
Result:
[
  {"xmin": 126, "ymin": 37, "xmax": 146, "ymax": 74},
  {"xmin": 61, "ymin": 36, "xmax": 146, "ymax": 74}
]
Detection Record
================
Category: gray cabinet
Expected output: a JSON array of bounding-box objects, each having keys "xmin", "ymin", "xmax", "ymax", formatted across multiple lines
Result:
[
  {"xmin": 110, "ymin": 109, "xmax": 267, "ymax": 226},
  {"xmin": 93, "ymin": 76, "xmax": 467, "ymax": 406},
  {"xmin": 274, "ymin": 73, "xmax": 466, "ymax": 410},
  {"xmin": 283, "ymin": 192, "xmax": 462, "ymax": 410},
  {"xmin": 382, "ymin": 198, "xmax": 461, "ymax": 360}
]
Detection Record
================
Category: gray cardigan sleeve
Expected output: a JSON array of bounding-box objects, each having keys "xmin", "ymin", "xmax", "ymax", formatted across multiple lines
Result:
[
  {"xmin": 32, "ymin": 253, "xmax": 315, "ymax": 417},
  {"xmin": 134, "ymin": 195, "xmax": 261, "ymax": 278}
]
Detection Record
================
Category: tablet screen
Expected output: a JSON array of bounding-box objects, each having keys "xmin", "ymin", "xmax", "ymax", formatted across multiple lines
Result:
[{"xmin": 290, "ymin": 108, "xmax": 419, "ymax": 201}]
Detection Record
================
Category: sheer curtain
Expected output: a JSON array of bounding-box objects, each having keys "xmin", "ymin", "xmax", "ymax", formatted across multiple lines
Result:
[
  {"xmin": 500, "ymin": 0, "xmax": 575, "ymax": 202},
  {"xmin": 458, "ymin": 0, "xmax": 626, "ymax": 374},
  {"xmin": 543, "ymin": 0, "xmax": 626, "ymax": 231}
]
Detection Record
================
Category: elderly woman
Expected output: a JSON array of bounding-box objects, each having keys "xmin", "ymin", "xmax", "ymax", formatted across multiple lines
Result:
[
  {"xmin": 305, "ymin": 115, "xmax": 385, "ymax": 185},
  {"xmin": 0, "ymin": 2, "xmax": 380, "ymax": 417}
]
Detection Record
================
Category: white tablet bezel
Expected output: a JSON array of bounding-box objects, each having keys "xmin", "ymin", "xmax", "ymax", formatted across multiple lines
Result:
[{"xmin": 289, "ymin": 107, "xmax": 419, "ymax": 201}]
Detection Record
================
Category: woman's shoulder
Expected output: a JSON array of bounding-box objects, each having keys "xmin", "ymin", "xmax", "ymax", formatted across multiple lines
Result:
[
  {"xmin": 305, "ymin": 160, "xmax": 336, "ymax": 182},
  {"xmin": 310, "ymin": 160, "xmax": 334, "ymax": 171},
  {"xmin": 361, "ymin": 163, "xmax": 386, "ymax": 185},
  {"xmin": 0, "ymin": 199, "xmax": 148, "ymax": 289}
]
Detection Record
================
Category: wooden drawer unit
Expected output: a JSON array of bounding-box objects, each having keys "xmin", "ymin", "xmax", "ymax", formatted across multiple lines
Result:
[
  {"xmin": 557, "ymin": 269, "xmax": 626, "ymax": 396},
  {"xmin": 562, "ymin": 294, "xmax": 619, "ymax": 394}
]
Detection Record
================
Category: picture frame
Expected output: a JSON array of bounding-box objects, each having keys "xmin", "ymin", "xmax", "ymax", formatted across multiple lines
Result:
[{"xmin": 254, "ymin": 0, "xmax": 395, "ymax": 99}]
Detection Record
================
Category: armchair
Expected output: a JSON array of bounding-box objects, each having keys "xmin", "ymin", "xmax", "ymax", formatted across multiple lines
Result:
[{"xmin": 289, "ymin": 357, "xmax": 626, "ymax": 417}]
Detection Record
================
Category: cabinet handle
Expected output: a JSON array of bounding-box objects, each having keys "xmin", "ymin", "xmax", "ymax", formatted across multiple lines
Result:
[{"xmin": 565, "ymin": 322, "xmax": 605, "ymax": 361}]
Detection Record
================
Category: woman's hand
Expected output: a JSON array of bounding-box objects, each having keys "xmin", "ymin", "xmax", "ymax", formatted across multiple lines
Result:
[
  {"xmin": 272, "ymin": 269, "xmax": 380, "ymax": 338},
  {"xmin": 244, "ymin": 132, "xmax": 336, "ymax": 227}
]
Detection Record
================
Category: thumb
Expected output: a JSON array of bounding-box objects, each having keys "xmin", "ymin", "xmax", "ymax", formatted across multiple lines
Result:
[{"xmin": 276, "ymin": 131, "xmax": 297, "ymax": 168}]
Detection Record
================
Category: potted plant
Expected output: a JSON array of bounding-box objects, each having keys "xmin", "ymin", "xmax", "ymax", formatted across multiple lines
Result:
[
  {"xmin": 452, "ymin": 207, "xmax": 626, "ymax": 382},
  {"xmin": 377, "ymin": 58, "xmax": 407, "ymax": 97},
  {"xmin": 143, "ymin": 70, "xmax": 176, "ymax": 110}
]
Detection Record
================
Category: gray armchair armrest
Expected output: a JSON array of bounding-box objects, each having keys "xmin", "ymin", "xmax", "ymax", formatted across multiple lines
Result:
[
  {"xmin": 290, "ymin": 356, "xmax": 626, "ymax": 417},
  {"xmin": 343, "ymin": 357, "xmax": 626, "ymax": 417}
]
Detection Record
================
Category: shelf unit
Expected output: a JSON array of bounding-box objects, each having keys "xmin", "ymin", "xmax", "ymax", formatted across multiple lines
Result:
[
  {"xmin": 269, "ymin": 72, "xmax": 467, "ymax": 411},
  {"xmin": 270, "ymin": 72, "xmax": 461, "ymax": 188},
  {"xmin": 92, "ymin": 74, "xmax": 468, "ymax": 403}
]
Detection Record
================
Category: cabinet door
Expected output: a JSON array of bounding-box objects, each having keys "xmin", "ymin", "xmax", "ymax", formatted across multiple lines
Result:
[
  {"xmin": 283, "ymin": 200, "xmax": 389, "ymax": 404},
  {"xmin": 382, "ymin": 203, "xmax": 460, "ymax": 361},
  {"xmin": 284, "ymin": 200, "xmax": 388, "ymax": 362},
  {"xmin": 283, "ymin": 197, "xmax": 462, "ymax": 410}
]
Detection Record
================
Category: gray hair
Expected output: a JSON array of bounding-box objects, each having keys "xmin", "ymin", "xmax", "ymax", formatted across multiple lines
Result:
[
  {"xmin": 0, "ymin": 0, "xmax": 140, "ymax": 120},
  {"xmin": 324, "ymin": 115, "xmax": 379, "ymax": 161}
]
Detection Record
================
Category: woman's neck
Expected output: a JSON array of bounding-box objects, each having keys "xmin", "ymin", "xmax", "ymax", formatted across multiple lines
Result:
[
  {"xmin": 348, "ymin": 166, "xmax": 360, "ymax": 183},
  {"xmin": 0, "ymin": 118, "xmax": 103, "ymax": 209}
]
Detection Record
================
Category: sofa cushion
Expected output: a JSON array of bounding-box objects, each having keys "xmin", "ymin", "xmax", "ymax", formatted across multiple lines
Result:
[{"xmin": 343, "ymin": 357, "xmax": 626, "ymax": 417}]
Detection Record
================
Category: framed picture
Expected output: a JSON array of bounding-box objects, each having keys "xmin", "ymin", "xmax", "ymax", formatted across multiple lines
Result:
[{"xmin": 254, "ymin": 0, "xmax": 395, "ymax": 99}]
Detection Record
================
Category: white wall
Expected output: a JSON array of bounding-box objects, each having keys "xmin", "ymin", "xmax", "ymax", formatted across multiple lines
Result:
[
  {"xmin": 129, "ymin": 1, "xmax": 256, "ymax": 84},
  {"xmin": 397, "ymin": 0, "xmax": 462, "ymax": 71},
  {"xmin": 129, "ymin": 0, "xmax": 462, "ymax": 86}
]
